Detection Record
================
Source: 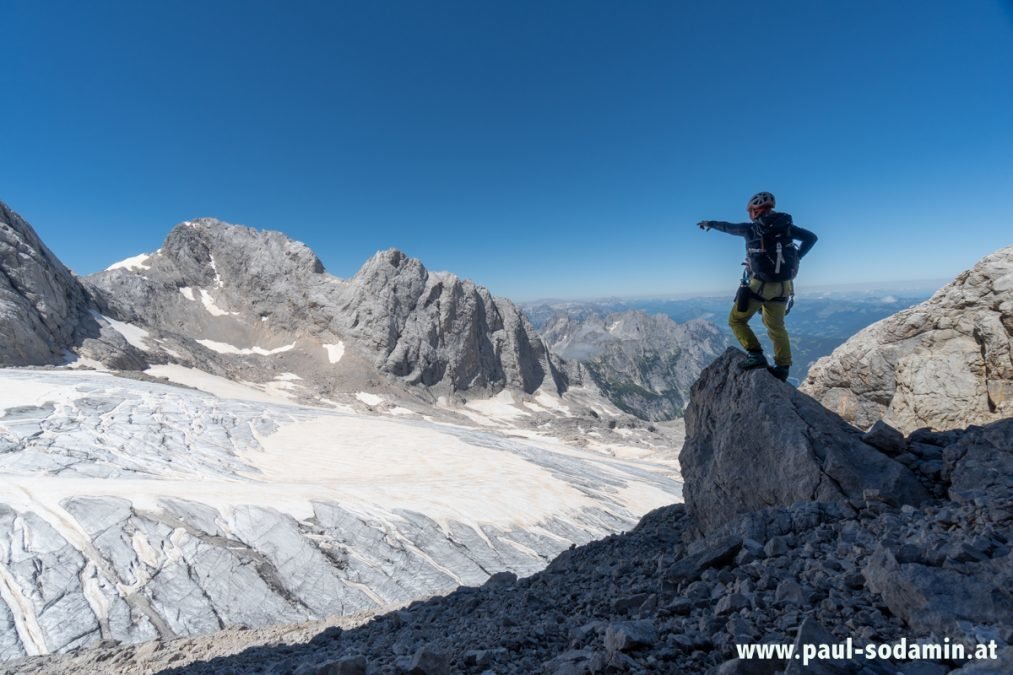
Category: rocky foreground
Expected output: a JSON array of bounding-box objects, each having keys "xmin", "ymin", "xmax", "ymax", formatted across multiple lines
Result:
[{"xmin": 7, "ymin": 350, "xmax": 1010, "ymax": 674}]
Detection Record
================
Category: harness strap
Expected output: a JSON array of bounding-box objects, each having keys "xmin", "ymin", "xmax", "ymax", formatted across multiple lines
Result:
[
  {"xmin": 748, "ymin": 279, "xmax": 790, "ymax": 303},
  {"xmin": 750, "ymin": 292, "xmax": 790, "ymax": 303}
]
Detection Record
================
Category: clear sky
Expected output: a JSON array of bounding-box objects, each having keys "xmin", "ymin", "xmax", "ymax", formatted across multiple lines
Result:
[{"xmin": 3, "ymin": 1, "xmax": 1011, "ymax": 301}]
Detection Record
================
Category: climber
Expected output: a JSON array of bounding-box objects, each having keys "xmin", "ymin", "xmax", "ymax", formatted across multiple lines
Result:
[{"xmin": 697, "ymin": 191, "xmax": 817, "ymax": 381}]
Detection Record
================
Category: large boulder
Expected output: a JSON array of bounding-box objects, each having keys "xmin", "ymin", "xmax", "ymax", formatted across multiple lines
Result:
[
  {"xmin": 801, "ymin": 245, "xmax": 1013, "ymax": 433},
  {"xmin": 680, "ymin": 349, "xmax": 929, "ymax": 534}
]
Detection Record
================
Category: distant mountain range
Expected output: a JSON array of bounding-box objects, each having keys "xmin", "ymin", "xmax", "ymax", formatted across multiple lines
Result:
[
  {"xmin": 524, "ymin": 289, "xmax": 935, "ymax": 383},
  {"xmin": 537, "ymin": 311, "xmax": 726, "ymax": 421}
]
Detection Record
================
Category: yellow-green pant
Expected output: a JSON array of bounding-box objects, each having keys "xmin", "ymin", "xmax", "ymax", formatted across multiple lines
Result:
[{"xmin": 728, "ymin": 278, "xmax": 794, "ymax": 367}]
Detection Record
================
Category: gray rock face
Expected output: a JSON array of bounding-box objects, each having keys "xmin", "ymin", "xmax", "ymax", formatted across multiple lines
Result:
[
  {"xmin": 539, "ymin": 310, "xmax": 727, "ymax": 421},
  {"xmin": 332, "ymin": 249, "xmax": 567, "ymax": 395},
  {"xmin": 801, "ymin": 245, "xmax": 1013, "ymax": 433},
  {"xmin": 85, "ymin": 219, "xmax": 568, "ymax": 399},
  {"xmin": 0, "ymin": 201, "xmax": 90, "ymax": 365},
  {"xmin": 0, "ymin": 202, "xmax": 149, "ymax": 369},
  {"xmin": 680, "ymin": 349, "xmax": 929, "ymax": 535}
]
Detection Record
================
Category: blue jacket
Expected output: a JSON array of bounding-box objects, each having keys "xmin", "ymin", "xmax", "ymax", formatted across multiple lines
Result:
[{"xmin": 703, "ymin": 212, "xmax": 818, "ymax": 260}]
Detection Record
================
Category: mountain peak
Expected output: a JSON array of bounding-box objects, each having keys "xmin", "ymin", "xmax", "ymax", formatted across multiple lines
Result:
[
  {"xmin": 155, "ymin": 217, "xmax": 326, "ymax": 286},
  {"xmin": 353, "ymin": 248, "xmax": 429, "ymax": 285}
]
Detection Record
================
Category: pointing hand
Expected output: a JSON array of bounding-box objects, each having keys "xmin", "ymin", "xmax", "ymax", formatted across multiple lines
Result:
[{"xmin": 697, "ymin": 221, "xmax": 712, "ymax": 231}]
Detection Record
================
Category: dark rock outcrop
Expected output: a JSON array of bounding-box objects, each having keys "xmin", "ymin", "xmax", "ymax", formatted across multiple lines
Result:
[{"xmin": 680, "ymin": 349, "xmax": 929, "ymax": 534}]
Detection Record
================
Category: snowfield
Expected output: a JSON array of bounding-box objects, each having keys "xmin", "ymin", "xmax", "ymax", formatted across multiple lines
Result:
[{"xmin": 0, "ymin": 368, "xmax": 682, "ymax": 659}]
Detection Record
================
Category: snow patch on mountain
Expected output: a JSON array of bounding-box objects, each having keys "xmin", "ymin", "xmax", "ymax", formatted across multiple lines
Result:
[
  {"xmin": 105, "ymin": 253, "xmax": 152, "ymax": 272},
  {"xmin": 464, "ymin": 390, "xmax": 530, "ymax": 422},
  {"xmin": 96, "ymin": 313, "xmax": 150, "ymax": 351},
  {"xmin": 195, "ymin": 339, "xmax": 295, "ymax": 356},
  {"xmin": 144, "ymin": 364, "xmax": 299, "ymax": 405},
  {"xmin": 197, "ymin": 289, "xmax": 237, "ymax": 316},
  {"xmin": 323, "ymin": 342, "xmax": 345, "ymax": 364},
  {"xmin": 354, "ymin": 392, "xmax": 383, "ymax": 406}
]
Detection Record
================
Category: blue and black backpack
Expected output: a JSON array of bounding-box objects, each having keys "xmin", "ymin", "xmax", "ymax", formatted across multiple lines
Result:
[{"xmin": 746, "ymin": 212, "xmax": 800, "ymax": 282}]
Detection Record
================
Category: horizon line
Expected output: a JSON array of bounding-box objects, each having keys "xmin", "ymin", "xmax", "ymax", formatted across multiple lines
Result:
[{"xmin": 514, "ymin": 278, "xmax": 949, "ymax": 305}]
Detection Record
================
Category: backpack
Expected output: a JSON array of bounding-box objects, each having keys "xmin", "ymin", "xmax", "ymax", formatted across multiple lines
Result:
[{"xmin": 746, "ymin": 213, "xmax": 800, "ymax": 282}]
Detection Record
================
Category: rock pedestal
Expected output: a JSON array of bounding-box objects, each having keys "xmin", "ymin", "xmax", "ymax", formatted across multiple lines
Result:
[{"xmin": 680, "ymin": 349, "xmax": 929, "ymax": 535}]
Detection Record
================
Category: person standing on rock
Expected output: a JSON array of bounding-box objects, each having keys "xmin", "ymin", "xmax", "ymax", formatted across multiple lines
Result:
[{"xmin": 697, "ymin": 192, "xmax": 817, "ymax": 381}]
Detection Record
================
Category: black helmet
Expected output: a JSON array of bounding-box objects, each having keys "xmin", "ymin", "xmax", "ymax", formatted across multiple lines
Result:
[{"xmin": 747, "ymin": 192, "xmax": 776, "ymax": 211}]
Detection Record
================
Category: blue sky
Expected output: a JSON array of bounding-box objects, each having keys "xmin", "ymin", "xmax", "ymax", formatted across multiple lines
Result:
[{"xmin": 3, "ymin": 1, "xmax": 1011, "ymax": 301}]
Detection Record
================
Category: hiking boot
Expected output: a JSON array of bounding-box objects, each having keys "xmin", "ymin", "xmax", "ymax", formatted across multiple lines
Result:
[
  {"xmin": 738, "ymin": 351, "xmax": 768, "ymax": 370},
  {"xmin": 768, "ymin": 364, "xmax": 790, "ymax": 381}
]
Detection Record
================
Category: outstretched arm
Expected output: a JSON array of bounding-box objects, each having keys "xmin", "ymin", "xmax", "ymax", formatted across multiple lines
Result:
[
  {"xmin": 792, "ymin": 226, "xmax": 818, "ymax": 258},
  {"xmin": 697, "ymin": 220, "xmax": 751, "ymax": 236}
]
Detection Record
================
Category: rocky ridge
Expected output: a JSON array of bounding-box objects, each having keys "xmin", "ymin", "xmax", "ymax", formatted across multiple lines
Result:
[
  {"xmin": 539, "ymin": 310, "xmax": 727, "ymax": 421},
  {"xmin": 0, "ymin": 202, "xmax": 142, "ymax": 369},
  {"xmin": 84, "ymin": 219, "xmax": 570, "ymax": 404},
  {"xmin": 9, "ymin": 350, "xmax": 1010, "ymax": 674},
  {"xmin": 801, "ymin": 245, "xmax": 1013, "ymax": 433}
]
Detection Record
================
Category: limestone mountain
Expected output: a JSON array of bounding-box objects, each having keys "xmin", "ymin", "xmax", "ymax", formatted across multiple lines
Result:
[
  {"xmin": 801, "ymin": 245, "xmax": 1013, "ymax": 433},
  {"xmin": 84, "ymin": 218, "xmax": 569, "ymax": 404},
  {"xmin": 538, "ymin": 310, "xmax": 727, "ymax": 421},
  {"xmin": 0, "ymin": 202, "xmax": 144, "ymax": 369}
]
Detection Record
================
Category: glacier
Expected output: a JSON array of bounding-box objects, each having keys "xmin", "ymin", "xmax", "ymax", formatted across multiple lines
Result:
[{"xmin": 0, "ymin": 368, "xmax": 681, "ymax": 659}]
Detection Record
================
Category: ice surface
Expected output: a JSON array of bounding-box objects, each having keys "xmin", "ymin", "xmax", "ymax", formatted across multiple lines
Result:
[{"xmin": 0, "ymin": 368, "xmax": 682, "ymax": 658}]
